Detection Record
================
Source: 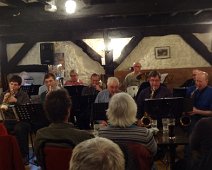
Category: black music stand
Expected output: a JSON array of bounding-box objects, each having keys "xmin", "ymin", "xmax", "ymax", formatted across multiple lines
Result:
[
  {"xmin": 92, "ymin": 103, "xmax": 108, "ymax": 123},
  {"xmin": 64, "ymin": 85, "xmax": 86, "ymax": 96},
  {"xmin": 13, "ymin": 103, "xmax": 49, "ymax": 127},
  {"xmin": 78, "ymin": 95, "xmax": 97, "ymax": 129}
]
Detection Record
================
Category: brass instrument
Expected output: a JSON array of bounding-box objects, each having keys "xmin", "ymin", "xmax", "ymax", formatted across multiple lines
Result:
[
  {"xmin": 0, "ymin": 89, "xmax": 15, "ymax": 111},
  {"xmin": 140, "ymin": 112, "xmax": 152, "ymax": 127},
  {"xmin": 180, "ymin": 113, "xmax": 191, "ymax": 126},
  {"xmin": 140, "ymin": 88, "xmax": 155, "ymax": 127},
  {"xmin": 180, "ymin": 88, "xmax": 197, "ymax": 126}
]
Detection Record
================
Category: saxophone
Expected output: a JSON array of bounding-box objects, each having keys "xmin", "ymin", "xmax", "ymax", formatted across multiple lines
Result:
[
  {"xmin": 0, "ymin": 89, "xmax": 15, "ymax": 111},
  {"xmin": 140, "ymin": 88, "xmax": 155, "ymax": 127},
  {"xmin": 180, "ymin": 88, "xmax": 197, "ymax": 126}
]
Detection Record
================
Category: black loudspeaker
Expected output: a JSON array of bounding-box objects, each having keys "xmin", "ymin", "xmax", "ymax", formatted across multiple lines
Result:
[{"xmin": 40, "ymin": 43, "xmax": 54, "ymax": 65}]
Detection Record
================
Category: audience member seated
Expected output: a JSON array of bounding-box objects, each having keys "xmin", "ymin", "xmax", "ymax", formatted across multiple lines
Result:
[
  {"xmin": 65, "ymin": 69, "xmax": 83, "ymax": 86},
  {"xmin": 181, "ymin": 69, "xmax": 200, "ymax": 87},
  {"xmin": 99, "ymin": 93, "xmax": 157, "ymax": 160},
  {"xmin": 34, "ymin": 89, "xmax": 94, "ymax": 165},
  {"xmin": 123, "ymin": 62, "xmax": 144, "ymax": 90},
  {"xmin": 69, "ymin": 137, "xmax": 125, "ymax": 170},
  {"xmin": 187, "ymin": 117, "xmax": 212, "ymax": 170},
  {"xmin": 81, "ymin": 73, "xmax": 103, "ymax": 96},
  {"xmin": 39, "ymin": 73, "xmax": 60, "ymax": 103},
  {"xmin": 95, "ymin": 77, "xmax": 121, "ymax": 103},
  {"xmin": 0, "ymin": 134, "xmax": 25, "ymax": 170},
  {"xmin": 0, "ymin": 75, "xmax": 31, "ymax": 164},
  {"xmin": 136, "ymin": 70, "xmax": 172, "ymax": 123}
]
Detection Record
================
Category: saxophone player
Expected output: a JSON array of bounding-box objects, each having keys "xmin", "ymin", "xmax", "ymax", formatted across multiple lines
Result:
[
  {"xmin": 186, "ymin": 71, "xmax": 212, "ymax": 129},
  {"xmin": 136, "ymin": 71, "xmax": 172, "ymax": 126}
]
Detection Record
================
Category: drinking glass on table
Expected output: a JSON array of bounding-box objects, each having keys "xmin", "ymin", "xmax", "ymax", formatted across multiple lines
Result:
[
  {"xmin": 168, "ymin": 118, "xmax": 175, "ymax": 140},
  {"xmin": 162, "ymin": 118, "xmax": 169, "ymax": 134},
  {"xmin": 151, "ymin": 119, "xmax": 157, "ymax": 128}
]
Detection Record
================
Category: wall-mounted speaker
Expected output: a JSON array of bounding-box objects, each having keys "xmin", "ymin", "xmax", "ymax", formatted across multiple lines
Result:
[{"xmin": 40, "ymin": 43, "xmax": 54, "ymax": 65}]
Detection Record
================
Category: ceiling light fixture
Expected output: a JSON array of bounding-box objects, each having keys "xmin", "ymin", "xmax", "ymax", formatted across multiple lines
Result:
[{"xmin": 65, "ymin": 0, "xmax": 76, "ymax": 14}]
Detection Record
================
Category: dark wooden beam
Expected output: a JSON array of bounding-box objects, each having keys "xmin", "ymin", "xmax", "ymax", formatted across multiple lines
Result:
[
  {"xmin": 180, "ymin": 33, "xmax": 212, "ymax": 65},
  {"xmin": 7, "ymin": 42, "xmax": 36, "ymax": 71},
  {"xmin": 0, "ymin": 40, "xmax": 9, "ymax": 91},
  {"xmin": 73, "ymin": 40, "xmax": 102, "ymax": 64},
  {"xmin": 8, "ymin": 65, "xmax": 48, "ymax": 73},
  {"xmin": 114, "ymin": 35, "xmax": 144, "ymax": 69}
]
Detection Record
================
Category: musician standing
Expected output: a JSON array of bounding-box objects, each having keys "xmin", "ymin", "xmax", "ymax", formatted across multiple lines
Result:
[
  {"xmin": 186, "ymin": 71, "xmax": 212, "ymax": 128},
  {"xmin": 123, "ymin": 62, "xmax": 144, "ymax": 89},
  {"xmin": 136, "ymin": 71, "xmax": 172, "ymax": 122},
  {"xmin": 0, "ymin": 75, "xmax": 30, "ymax": 164}
]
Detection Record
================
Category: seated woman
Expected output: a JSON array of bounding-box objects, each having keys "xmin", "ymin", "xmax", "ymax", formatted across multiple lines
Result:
[{"xmin": 99, "ymin": 92, "xmax": 157, "ymax": 169}]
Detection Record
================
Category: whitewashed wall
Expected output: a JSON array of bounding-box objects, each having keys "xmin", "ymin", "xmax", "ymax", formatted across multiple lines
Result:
[
  {"xmin": 6, "ymin": 34, "xmax": 211, "ymax": 84},
  {"xmin": 116, "ymin": 34, "xmax": 211, "ymax": 71},
  {"xmin": 7, "ymin": 41, "xmax": 105, "ymax": 84}
]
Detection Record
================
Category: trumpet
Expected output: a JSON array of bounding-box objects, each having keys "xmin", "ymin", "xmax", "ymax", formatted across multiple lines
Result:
[{"xmin": 0, "ymin": 89, "xmax": 15, "ymax": 111}]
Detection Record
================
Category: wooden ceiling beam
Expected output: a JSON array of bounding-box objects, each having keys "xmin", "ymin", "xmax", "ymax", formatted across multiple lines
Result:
[
  {"xmin": 180, "ymin": 33, "xmax": 212, "ymax": 65},
  {"xmin": 73, "ymin": 40, "xmax": 102, "ymax": 64}
]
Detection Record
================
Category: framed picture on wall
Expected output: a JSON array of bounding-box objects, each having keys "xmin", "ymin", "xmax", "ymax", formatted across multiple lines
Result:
[{"xmin": 155, "ymin": 46, "xmax": 170, "ymax": 59}]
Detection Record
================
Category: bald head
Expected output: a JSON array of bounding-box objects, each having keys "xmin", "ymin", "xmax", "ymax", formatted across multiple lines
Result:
[
  {"xmin": 133, "ymin": 62, "xmax": 141, "ymax": 74},
  {"xmin": 195, "ymin": 71, "xmax": 209, "ymax": 90}
]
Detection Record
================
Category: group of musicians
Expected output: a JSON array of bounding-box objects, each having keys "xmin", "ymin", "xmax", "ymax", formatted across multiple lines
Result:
[{"xmin": 0, "ymin": 63, "xmax": 212, "ymax": 168}]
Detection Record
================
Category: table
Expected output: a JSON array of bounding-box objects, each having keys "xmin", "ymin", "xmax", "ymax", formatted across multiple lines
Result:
[{"xmin": 155, "ymin": 127, "xmax": 189, "ymax": 170}]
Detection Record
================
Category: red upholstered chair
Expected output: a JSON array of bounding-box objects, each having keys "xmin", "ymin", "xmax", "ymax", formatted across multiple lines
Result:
[
  {"xmin": 0, "ymin": 123, "xmax": 8, "ymax": 135},
  {"xmin": 0, "ymin": 135, "xmax": 25, "ymax": 170},
  {"xmin": 40, "ymin": 139, "xmax": 74, "ymax": 170},
  {"xmin": 118, "ymin": 142, "xmax": 153, "ymax": 170}
]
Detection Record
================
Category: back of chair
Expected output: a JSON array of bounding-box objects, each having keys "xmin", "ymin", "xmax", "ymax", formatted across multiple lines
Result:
[
  {"xmin": 118, "ymin": 142, "xmax": 153, "ymax": 170},
  {"xmin": 0, "ymin": 135, "xmax": 25, "ymax": 170},
  {"xmin": 41, "ymin": 139, "xmax": 75, "ymax": 170}
]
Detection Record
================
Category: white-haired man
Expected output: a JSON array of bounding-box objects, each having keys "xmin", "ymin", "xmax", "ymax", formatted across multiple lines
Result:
[
  {"xmin": 99, "ymin": 92, "xmax": 157, "ymax": 156},
  {"xmin": 95, "ymin": 77, "xmax": 120, "ymax": 103}
]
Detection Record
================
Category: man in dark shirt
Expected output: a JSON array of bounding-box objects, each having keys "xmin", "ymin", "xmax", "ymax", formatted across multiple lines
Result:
[
  {"xmin": 0, "ymin": 75, "xmax": 31, "ymax": 163},
  {"xmin": 81, "ymin": 73, "xmax": 103, "ymax": 96},
  {"xmin": 181, "ymin": 69, "xmax": 200, "ymax": 87},
  {"xmin": 136, "ymin": 71, "xmax": 172, "ymax": 122}
]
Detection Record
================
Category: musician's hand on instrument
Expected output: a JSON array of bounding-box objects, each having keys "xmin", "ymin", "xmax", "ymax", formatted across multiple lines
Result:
[
  {"xmin": 188, "ymin": 107, "xmax": 198, "ymax": 115},
  {"xmin": 95, "ymin": 84, "xmax": 102, "ymax": 92},
  {"xmin": 8, "ymin": 96, "xmax": 17, "ymax": 103},
  {"xmin": 3, "ymin": 92, "xmax": 10, "ymax": 101}
]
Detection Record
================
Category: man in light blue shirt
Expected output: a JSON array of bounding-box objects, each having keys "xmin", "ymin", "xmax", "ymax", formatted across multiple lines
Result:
[{"xmin": 95, "ymin": 77, "xmax": 121, "ymax": 103}]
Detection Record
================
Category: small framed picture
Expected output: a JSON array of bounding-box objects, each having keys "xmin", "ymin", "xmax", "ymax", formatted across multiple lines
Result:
[{"xmin": 155, "ymin": 46, "xmax": 170, "ymax": 59}]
